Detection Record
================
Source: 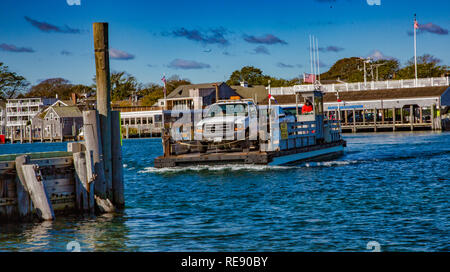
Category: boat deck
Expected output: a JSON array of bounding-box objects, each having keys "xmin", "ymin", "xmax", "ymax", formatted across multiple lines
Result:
[{"xmin": 154, "ymin": 140, "xmax": 346, "ymax": 168}]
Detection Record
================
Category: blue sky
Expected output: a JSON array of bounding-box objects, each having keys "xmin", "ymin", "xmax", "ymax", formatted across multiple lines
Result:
[{"xmin": 0, "ymin": 0, "xmax": 449, "ymax": 86}]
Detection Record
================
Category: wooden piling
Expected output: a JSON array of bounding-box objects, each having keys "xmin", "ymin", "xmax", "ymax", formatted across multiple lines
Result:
[
  {"xmin": 431, "ymin": 104, "xmax": 435, "ymax": 130},
  {"xmin": 373, "ymin": 109, "xmax": 377, "ymax": 132},
  {"xmin": 82, "ymin": 110, "xmax": 107, "ymax": 199},
  {"xmin": 73, "ymin": 152, "xmax": 89, "ymax": 211},
  {"xmin": 352, "ymin": 109, "xmax": 356, "ymax": 133},
  {"xmin": 15, "ymin": 155, "xmax": 32, "ymax": 218},
  {"xmin": 21, "ymin": 164, "xmax": 55, "ymax": 221},
  {"xmin": 111, "ymin": 111, "xmax": 124, "ymax": 208},
  {"xmin": 85, "ymin": 150, "xmax": 95, "ymax": 213},
  {"xmin": 362, "ymin": 109, "xmax": 366, "ymax": 125},
  {"xmin": 392, "ymin": 107, "xmax": 396, "ymax": 131},
  {"xmin": 93, "ymin": 22, "xmax": 113, "ymax": 199},
  {"xmin": 400, "ymin": 107, "xmax": 404, "ymax": 124}
]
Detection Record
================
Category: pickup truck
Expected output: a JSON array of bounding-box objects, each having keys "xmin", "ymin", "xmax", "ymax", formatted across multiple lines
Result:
[{"xmin": 194, "ymin": 100, "xmax": 295, "ymax": 151}]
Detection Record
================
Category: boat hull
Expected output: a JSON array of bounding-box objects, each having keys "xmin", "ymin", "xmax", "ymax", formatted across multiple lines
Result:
[
  {"xmin": 154, "ymin": 140, "xmax": 346, "ymax": 168},
  {"xmin": 269, "ymin": 144, "xmax": 344, "ymax": 166}
]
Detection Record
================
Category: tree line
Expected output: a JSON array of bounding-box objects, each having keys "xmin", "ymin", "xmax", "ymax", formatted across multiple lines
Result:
[
  {"xmin": 320, "ymin": 54, "xmax": 449, "ymax": 83},
  {"xmin": 1, "ymin": 54, "xmax": 448, "ymax": 106}
]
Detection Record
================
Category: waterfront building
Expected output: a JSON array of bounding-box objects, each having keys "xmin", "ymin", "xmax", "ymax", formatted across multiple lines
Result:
[
  {"xmin": 5, "ymin": 97, "xmax": 56, "ymax": 139},
  {"xmin": 157, "ymin": 82, "xmax": 239, "ymax": 110}
]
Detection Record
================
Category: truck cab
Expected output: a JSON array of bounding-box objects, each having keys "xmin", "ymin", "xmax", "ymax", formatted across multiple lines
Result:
[{"xmin": 195, "ymin": 99, "xmax": 258, "ymax": 143}]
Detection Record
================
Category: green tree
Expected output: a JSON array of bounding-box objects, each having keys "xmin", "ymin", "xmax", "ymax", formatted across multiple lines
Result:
[
  {"xmin": 320, "ymin": 57, "xmax": 364, "ymax": 82},
  {"xmin": 397, "ymin": 54, "xmax": 449, "ymax": 79},
  {"xmin": 26, "ymin": 78, "xmax": 73, "ymax": 99},
  {"xmin": 70, "ymin": 84, "xmax": 94, "ymax": 96},
  {"xmin": 140, "ymin": 75, "xmax": 191, "ymax": 106},
  {"xmin": 0, "ymin": 62, "xmax": 29, "ymax": 100},
  {"xmin": 371, "ymin": 59, "xmax": 400, "ymax": 81},
  {"xmin": 110, "ymin": 71, "xmax": 140, "ymax": 101},
  {"xmin": 227, "ymin": 66, "xmax": 270, "ymax": 86}
]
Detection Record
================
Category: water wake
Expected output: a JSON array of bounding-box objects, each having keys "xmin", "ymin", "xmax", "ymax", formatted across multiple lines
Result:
[{"xmin": 139, "ymin": 164, "xmax": 293, "ymax": 174}]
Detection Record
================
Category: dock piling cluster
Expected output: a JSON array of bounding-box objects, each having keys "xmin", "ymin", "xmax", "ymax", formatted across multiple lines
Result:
[{"xmin": 0, "ymin": 22, "xmax": 124, "ymax": 222}]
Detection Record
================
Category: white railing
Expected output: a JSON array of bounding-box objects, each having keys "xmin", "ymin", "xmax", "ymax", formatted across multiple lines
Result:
[
  {"xmin": 271, "ymin": 77, "xmax": 450, "ymax": 95},
  {"xmin": 6, "ymin": 102, "xmax": 42, "ymax": 108},
  {"xmin": 6, "ymin": 121, "xmax": 27, "ymax": 127},
  {"xmin": 6, "ymin": 111, "xmax": 39, "ymax": 117}
]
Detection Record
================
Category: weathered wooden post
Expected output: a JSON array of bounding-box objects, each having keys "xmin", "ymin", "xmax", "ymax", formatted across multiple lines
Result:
[
  {"xmin": 410, "ymin": 105, "xmax": 414, "ymax": 131},
  {"xmin": 373, "ymin": 109, "xmax": 377, "ymax": 132},
  {"xmin": 93, "ymin": 22, "xmax": 113, "ymax": 199},
  {"xmin": 15, "ymin": 155, "xmax": 32, "ymax": 218},
  {"xmin": 392, "ymin": 107, "xmax": 396, "ymax": 131},
  {"xmin": 111, "ymin": 111, "xmax": 124, "ymax": 208},
  {"xmin": 400, "ymin": 107, "xmax": 404, "ymax": 124},
  {"xmin": 21, "ymin": 164, "xmax": 55, "ymax": 221},
  {"xmin": 362, "ymin": 109, "xmax": 366, "ymax": 125},
  {"xmin": 73, "ymin": 152, "xmax": 89, "ymax": 212},
  {"xmin": 83, "ymin": 110, "xmax": 107, "ymax": 198},
  {"xmin": 431, "ymin": 104, "xmax": 435, "ymax": 130},
  {"xmin": 352, "ymin": 109, "xmax": 356, "ymax": 133}
]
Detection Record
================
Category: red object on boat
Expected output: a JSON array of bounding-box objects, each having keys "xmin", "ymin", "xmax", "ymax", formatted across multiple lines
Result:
[{"xmin": 0, "ymin": 135, "xmax": 5, "ymax": 144}]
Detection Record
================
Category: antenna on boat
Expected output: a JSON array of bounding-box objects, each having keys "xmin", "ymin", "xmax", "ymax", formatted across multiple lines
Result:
[{"xmin": 316, "ymin": 36, "xmax": 320, "ymax": 83}]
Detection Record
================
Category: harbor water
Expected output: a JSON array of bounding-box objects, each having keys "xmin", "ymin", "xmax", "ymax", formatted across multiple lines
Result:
[{"xmin": 0, "ymin": 132, "xmax": 449, "ymax": 251}]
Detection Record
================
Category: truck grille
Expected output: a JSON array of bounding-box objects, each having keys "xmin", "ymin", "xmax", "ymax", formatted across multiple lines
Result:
[{"xmin": 205, "ymin": 123, "xmax": 233, "ymax": 133}]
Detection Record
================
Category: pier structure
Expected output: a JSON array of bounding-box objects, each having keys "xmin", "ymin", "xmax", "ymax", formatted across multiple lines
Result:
[
  {"xmin": 270, "ymin": 86, "xmax": 450, "ymax": 132},
  {"xmin": 118, "ymin": 108, "xmax": 163, "ymax": 138},
  {"xmin": 0, "ymin": 22, "xmax": 124, "ymax": 222}
]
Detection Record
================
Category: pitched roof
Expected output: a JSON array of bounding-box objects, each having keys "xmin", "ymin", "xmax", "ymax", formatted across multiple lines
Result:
[
  {"xmin": 231, "ymin": 85, "xmax": 268, "ymax": 104},
  {"xmin": 51, "ymin": 106, "xmax": 82, "ymax": 118},
  {"xmin": 167, "ymin": 82, "xmax": 222, "ymax": 99},
  {"xmin": 258, "ymin": 86, "xmax": 449, "ymax": 105}
]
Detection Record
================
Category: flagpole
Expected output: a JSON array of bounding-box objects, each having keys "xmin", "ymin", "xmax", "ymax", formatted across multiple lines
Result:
[
  {"xmin": 414, "ymin": 15, "xmax": 418, "ymax": 86},
  {"xmin": 163, "ymin": 73, "xmax": 167, "ymax": 110},
  {"xmin": 316, "ymin": 37, "xmax": 320, "ymax": 83},
  {"xmin": 309, "ymin": 35, "xmax": 313, "ymax": 78},
  {"xmin": 312, "ymin": 36, "xmax": 316, "ymax": 79}
]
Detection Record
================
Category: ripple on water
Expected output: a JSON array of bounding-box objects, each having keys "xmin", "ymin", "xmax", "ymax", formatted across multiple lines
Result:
[{"xmin": 0, "ymin": 133, "xmax": 449, "ymax": 251}]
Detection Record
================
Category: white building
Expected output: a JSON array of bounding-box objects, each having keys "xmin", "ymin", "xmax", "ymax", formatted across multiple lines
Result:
[{"xmin": 5, "ymin": 97, "xmax": 56, "ymax": 135}]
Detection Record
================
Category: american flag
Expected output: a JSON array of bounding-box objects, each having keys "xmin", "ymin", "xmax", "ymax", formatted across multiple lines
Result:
[
  {"xmin": 414, "ymin": 19, "xmax": 419, "ymax": 29},
  {"xmin": 303, "ymin": 73, "xmax": 316, "ymax": 84},
  {"xmin": 268, "ymin": 94, "xmax": 278, "ymax": 104}
]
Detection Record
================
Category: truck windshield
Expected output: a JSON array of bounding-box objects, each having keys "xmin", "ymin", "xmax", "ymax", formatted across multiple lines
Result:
[{"xmin": 206, "ymin": 104, "xmax": 248, "ymax": 117}]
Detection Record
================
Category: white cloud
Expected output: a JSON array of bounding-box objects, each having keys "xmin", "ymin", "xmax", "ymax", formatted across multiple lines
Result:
[
  {"xmin": 66, "ymin": 0, "xmax": 81, "ymax": 6},
  {"xmin": 367, "ymin": 50, "xmax": 392, "ymax": 61}
]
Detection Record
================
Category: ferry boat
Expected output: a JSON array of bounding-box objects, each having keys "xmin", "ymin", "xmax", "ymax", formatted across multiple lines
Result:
[{"xmin": 154, "ymin": 89, "xmax": 345, "ymax": 168}]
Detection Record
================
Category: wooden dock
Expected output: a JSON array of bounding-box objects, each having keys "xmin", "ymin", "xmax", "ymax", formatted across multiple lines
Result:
[{"xmin": 0, "ymin": 22, "xmax": 124, "ymax": 222}]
